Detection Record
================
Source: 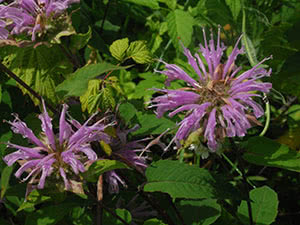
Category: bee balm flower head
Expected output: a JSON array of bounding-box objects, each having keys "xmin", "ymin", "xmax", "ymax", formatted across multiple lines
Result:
[{"xmin": 150, "ymin": 28, "xmax": 272, "ymax": 151}]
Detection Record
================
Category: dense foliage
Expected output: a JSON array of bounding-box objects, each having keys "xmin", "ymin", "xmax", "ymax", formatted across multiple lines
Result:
[{"xmin": 1, "ymin": 0, "xmax": 300, "ymax": 224}]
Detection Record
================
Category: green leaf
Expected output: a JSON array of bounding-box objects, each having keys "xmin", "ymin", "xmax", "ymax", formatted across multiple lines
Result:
[
  {"xmin": 166, "ymin": 9, "xmax": 194, "ymax": 50},
  {"xmin": 3, "ymin": 45, "xmax": 72, "ymax": 105},
  {"xmin": 243, "ymin": 136, "xmax": 300, "ymax": 172},
  {"xmin": 79, "ymin": 79, "xmax": 102, "ymax": 113},
  {"xmin": 238, "ymin": 186, "xmax": 278, "ymax": 225},
  {"xmin": 225, "ymin": 0, "xmax": 242, "ymax": 20},
  {"xmin": 84, "ymin": 159, "xmax": 129, "ymax": 182},
  {"xmin": 56, "ymin": 63, "xmax": 125, "ymax": 97},
  {"xmin": 176, "ymin": 199, "xmax": 221, "ymax": 225},
  {"xmin": 126, "ymin": 40, "xmax": 152, "ymax": 64},
  {"xmin": 119, "ymin": 102, "xmax": 137, "ymax": 124},
  {"xmin": 1, "ymin": 166, "xmax": 14, "ymax": 199},
  {"xmin": 144, "ymin": 160, "xmax": 218, "ymax": 199},
  {"xmin": 123, "ymin": 0, "xmax": 159, "ymax": 9},
  {"xmin": 103, "ymin": 208, "xmax": 132, "ymax": 225},
  {"xmin": 25, "ymin": 203, "xmax": 77, "ymax": 225},
  {"xmin": 70, "ymin": 26, "xmax": 92, "ymax": 50},
  {"xmin": 144, "ymin": 218, "xmax": 167, "ymax": 225},
  {"xmin": 109, "ymin": 38, "xmax": 129, "ymax": 61},
  {"xmin": 18, "ymin": 189, "xmax": 51, "ymax": 212}
]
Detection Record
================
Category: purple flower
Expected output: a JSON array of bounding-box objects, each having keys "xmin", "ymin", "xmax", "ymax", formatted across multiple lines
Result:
[
  {"xmin": 3, "ymin": 100, "xmax": 112, "ymax": 191},
  {"xmin": 150, "ymin": 28, "xmax": 272, "ymax": 151},
  {"xmin": 0, "ymin": 0, "xmax": 78, "ymax": 43},
  {"xmin": 105, "ymin": 125, "xmax": 149, "ymax": 193}
]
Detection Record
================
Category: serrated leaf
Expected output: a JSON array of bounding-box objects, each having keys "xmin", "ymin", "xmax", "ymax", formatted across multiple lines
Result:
[
  {"xmin": 25, "ymin": 203, "xmax": 77, "ymax": 225},
  {"xmin": 144, "ymin": 160, "xmax": 218, "ymax": 199},
  {"xmin": 109, "ymin": 38, "xmax": 129, "ymax": 61},
  {"xmin": 56, "ymin": 63, "xmax": 125, "ymax": 97},
  {"xmin": 243, "ymin": 136, "xmax": 300, "ymax": 172},
  {"xmin": 176, "ymin": 199, "xmax": 221, "ymax": 225},
  {"xmin": 70, "ymin": 26, "xmax": 92, "ymax": 50},
  {"xmin": 166, "ymin": 9, "xmax": 194, "ymax": 50},
  {"xmin": 80, "ymin": 79, "xmax": 102, "ymax": 113},
  {"xmin": 123, "ymin": 0, "xmax": 159, "ymax": 9},
  {"xmin": 1, "ymin": 166, "xmax": 14, "ymax": 199},
  {"xmin": 3, "ymin": 45, "xmax": 72, "ymax": 105},
  {"xmin": 238, "ymin": 186, "xmax": 278, "ymax": 225},
  {"xmin": 98, "ymin": 85, "xmax": 116, "ymax": 110},
  {"xmin": 126, "ymin": 40, "xmax": 152, "ymax": 64},
  {"xmin": 225, "ymin": 0, "xmax": 242, "ymax": 20},
  {"xmin": 84, "ymin": 159, "xmax": 128, "ymax": 182}
]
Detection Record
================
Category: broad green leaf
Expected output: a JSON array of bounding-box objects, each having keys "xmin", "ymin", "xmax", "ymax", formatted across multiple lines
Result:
[
  {"xmin": 70, "ymin": 26, "xmax": 92, "ymax": 50},
  {"xmin": 84, "ymin": 159, "xmax": 129, "ymax": 182},
  {"xmin": 144, "ymin": 218, "xmax": 167, "ymax": 225},
  {"xmin": 126, "ymin": 40, "xmax": 152, "ymax": 64},
  {"xmin": 109, "ymin": 38, "xmax": 129, "ymax": 61},
  {"xmin": 176, "ymin": 199, "xmax": 221, "ymax": 225},
  {"xmin": 144, "ymin": 160, "xmax": 217, "ymax": 199},
  {"xmin": 56, "ymin": 63, "xmax": 125, "ymax": 97},
  {"xmin": 103, "ymin": 208, "xmax": 132, "ymax": 225},
  {"xmin": 243, "ymin": 136, "xmax": 300, "ymax": 172},
  {"xmin": 205, "ymin": 0, "xmax": 233, "ymax": 25},
  {"xmin": 18, "ymin": 189, "xmax": 51, "ymax": 212},
  {"xmin": 25, "ymin": 203, "xmax": 77, "ymax": 225},
  {"xmin": 238, "ymin": 186, "xmax": 278, "ymax": 225},
  {"xmin": 1, "ymin": 165, "xmax": 14, "ymax": 199},
  {"xmin": 3, "ymin": 45, "xmax": 72, "ymax": 105},
  {"xmin": 123, "ymin": 0, "xmax": 159, "ymax": 9},
  {"xmin": 225, "ymin": 0, "xmax": 242, "ymax": 20},
  {"xmin": 166, "ymin": 9, "xmax": 194, "ymax": 50},
  {"xmin": 118, "ymin": 102, "xmax": 137, "ymax": 124}
]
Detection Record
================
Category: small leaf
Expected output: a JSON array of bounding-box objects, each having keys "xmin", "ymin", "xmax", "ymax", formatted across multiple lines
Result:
[
  {"xmin": 70, "ymin": 26, "xmax": 92, "ymax": 50},
  {"xmin": 238, "ymin": 186, "xmax": 278, "ymax": 225},
  {"xmin": 243, "ymin": 136, "xmax": 300, "ymax": 172},
  {"xmin": 126, "ymin": 40, "xmax": 152, "ymax": 64},
  {"xmin": 18, "ymin": 189, "xmax": 51, "ymax": 212},
  {"xmin": 56, "ymin": 63, "xmax": 125, "ymax": 97},
  {"xmin": 1, "ymin": 166, "xmax": 14, "ymax": 199},
  {"xmin": 167, "ymin": 9, "xmax": 194, "ymax": 50},
  {"xmin": 84, "ymin": 159, "xmax": 129, "ymax": 182},
  {"xmin": 225, "ymin": 0, "xmax": 242, "ymax": 20},
  {"xmin": 109, "ymin": 38, "xmax": 129, "ymax": 61},
  {"xmin": 80, "ymin": 79, "xmax": 102, "ymax": 113},
  {"xmin": 100, "ymin": 140, "xmax": 113, "ymax": 156}
]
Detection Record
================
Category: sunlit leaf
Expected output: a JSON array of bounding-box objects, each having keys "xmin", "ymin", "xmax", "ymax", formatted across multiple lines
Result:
[
  {"xmin": 126, "ymin": 40, "xmax": 152, "ymax": 64},
  {"xmin": 109, "ymin": 38, "xmax": 129, "ymax": 61}
]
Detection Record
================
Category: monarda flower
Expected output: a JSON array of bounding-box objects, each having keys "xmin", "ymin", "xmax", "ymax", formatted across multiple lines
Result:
[
  {"xmin": 150, "ymin": 28, "xmax": 272, "ymax": 151},
  {"xmin": 3, "ymin": 100, "xmax": 112, "ymax": 191},
  {"xmin": 0, "ymin": 0, "xmax": 78, "ymax": 45}
]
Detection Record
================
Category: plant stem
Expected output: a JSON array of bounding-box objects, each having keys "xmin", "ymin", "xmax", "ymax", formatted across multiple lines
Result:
[
  {"xmin": 96, "ymin": 175, "xmax": 103, "ymax": 225},
  {"xmin": 0, "ymin": 62, "xmax": 58, "ymax": 115},
  {"xmin": 229, "ymin": 138, "xmax": 254, "ymax": 225},
  {"xmin": 99, "ymin": 0, "xmax": 111, "ymax": 35}
]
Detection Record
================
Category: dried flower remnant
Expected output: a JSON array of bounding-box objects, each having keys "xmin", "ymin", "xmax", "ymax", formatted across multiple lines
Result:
[
  {"xmin": 150, "ymin": 28, "xmax": 272, "ymax": 151},
  {"xmin": 0, "ymin": 0, "xmax": 79, "ymax": 45},
  {"xmin": 105, "ymin": 125, "xmax": 149, "ymax": 194},
  {"xmin": 3, "ymin": 100, "xmax": 112, "ymax": 192}
]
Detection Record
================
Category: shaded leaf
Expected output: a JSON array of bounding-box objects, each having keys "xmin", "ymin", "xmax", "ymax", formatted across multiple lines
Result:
[
  {"xmin": 238, "ymin": 186, "xmax": 278, "ymax": 225},
  {"xmin": 18, "ymin": 189, "xmax": 51, "ymax": 212},
  {"xmin": 103, "ymin": 208, "xmax": 132, "ymax": 225},
  {"xmin": 225, "ymin": 0, "xmax": 242, "ymax": 20},
  {"xmin": 84, "ymin": 159, "xmax": 129, "ymax": 182},
  {"xmin": 144, "ymin": 218, "xmax": 167, "ymax": 225},
  {"xmin": 1, "ymin": 165, "xmax": 14, "ymax": 199},
  {"xmin": 123, "ymin": 0, "xmax": 159, "ymax": 9},
  {"xmin": 119, "ymin": 102, "xmax": 137, "ymax": 124},
  {"xmin": 243, "ymin": 136, "xmax": 300, "ymax": 172},
  {"xmin": 70, "ymin": 26, "xmax": 92, "ymax": 50}
]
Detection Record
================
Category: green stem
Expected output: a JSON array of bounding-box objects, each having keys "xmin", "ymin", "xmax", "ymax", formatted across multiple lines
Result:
[{"xmin": 259, "ymin": 93, "xmax": 270, "ymax": 136}]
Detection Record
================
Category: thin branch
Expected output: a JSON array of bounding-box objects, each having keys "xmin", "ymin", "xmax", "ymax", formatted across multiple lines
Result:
[
  {"xmin": 99, "ymin": 0, "xmax": 111, "ymax": 35},
  {"xmin": 0, "ymin": 62, "xmax": 58, "ymax": 115}
]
